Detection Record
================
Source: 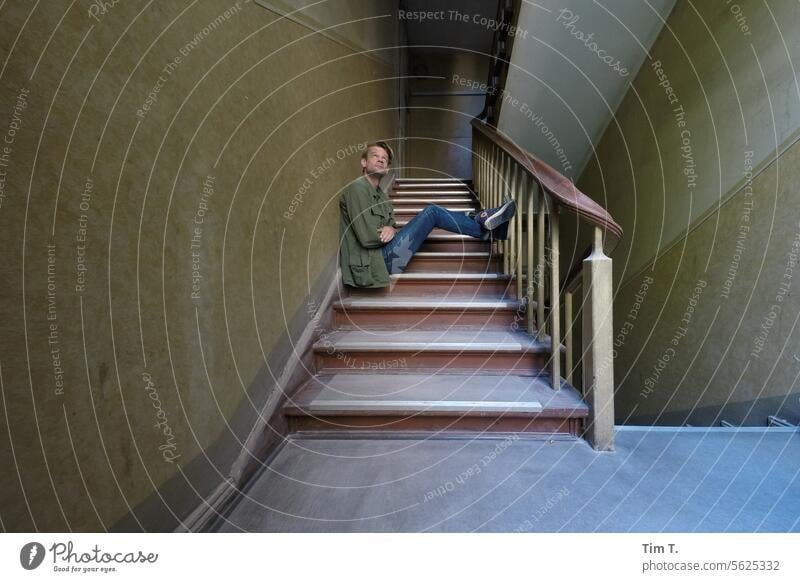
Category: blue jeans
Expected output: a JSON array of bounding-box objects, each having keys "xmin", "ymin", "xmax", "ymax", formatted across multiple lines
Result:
[{"xmin": 382, "ymin": 204, "xmax": 484, "ymax": 274}]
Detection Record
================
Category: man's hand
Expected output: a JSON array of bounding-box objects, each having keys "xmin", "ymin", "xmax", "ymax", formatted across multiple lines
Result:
[{"xmin": 378, "ymin": 225, "xmax": 396, "ymax": 244}]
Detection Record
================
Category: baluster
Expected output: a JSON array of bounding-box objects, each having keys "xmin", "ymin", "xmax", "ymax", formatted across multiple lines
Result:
[
  {"xmin": 480, "ymin": 140, "xmax": 486, "ymax": 207},
  {"xmin": 476, "ymin": 139, "xmax": 481, "ymax": 204},
  {"xmin": 476, "ymin": 139, "xmax": 481, "ymax": 203},
  {"xmin": 526, "ymin": 180, "xmax": 536, "ymax": 334},
  {"xmin": 501, "ymin": 154, "xmax": 510, "ymax": 275},
  {"xmin": 493, "ymin": 149, "xmax": 501, "ymax": 212},
  {"xmin": 481, "ymin": 143, "xmax": 487, "ymax": 208},
  {"xmin": 515, "ymin": 171, "xmax": 524, "ymax": 302},
  {"xmin": 472, "ymin": 139, "xmax": 477, "ymax": 189},
  {"xmin": 490, "ymin": 147, "xmax": 497, "ymax": 212},
  {"xmin": 549, "ymin": 204, "xmax": 560, "ymax": 388},
  {"xmin": 507, "ymin": 164, "xmax": 518, "ymax": 279},
  {"xmin": 497, "ymin": 151, "xmax": 504, "ymax": 211},
  {"xmin": 565, "ymin": 291, "xmax": 573, "ymax": 386},
  {"xmin": 536, "ymin": 188, "xmax": 545, "ymax": 340}
]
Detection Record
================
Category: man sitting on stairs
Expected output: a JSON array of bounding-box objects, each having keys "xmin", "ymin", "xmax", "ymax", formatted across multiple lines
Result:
[{"xmin": 339, "ymin": 141, "xmax": 516, "ymax": 288}]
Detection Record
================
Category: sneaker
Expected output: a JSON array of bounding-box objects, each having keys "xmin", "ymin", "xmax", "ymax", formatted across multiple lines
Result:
[
  {"xmin": 490, "ymin": 219, "xmax": 510, "ymax": 240},
  {"xmin": 475, "ymin": 198, "xmax": 516, "ymax": 231}
]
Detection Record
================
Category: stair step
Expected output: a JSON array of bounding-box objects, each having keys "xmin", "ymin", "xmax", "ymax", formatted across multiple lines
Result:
[
  {"xmin": 391, "ymin": 197, "xmax": 475, "ymax": 205},
  {"xmin": 394, "ymin": 178, "xmax": 468, "ymax": 184},
  {"xmin": 393, "ymin": 185, "xmax": 470, "ymax": 192},
  {"xmin": 346, "ymin": 272, "xmax": 515, "ymax": 298},
  {"xmin": 285, "ymin": 373, "xmax": 586, "ymax": 434},
  {"xmin": 395, "ymin": 206, "xmax": 476, "ymax": 213},
  {"xmin": 333, "ymin": 296, "xmax": 522, "ymax": 329},
  {"xmin": 391, "ymin": 189, "xmax": 473, "ymax": 196},
  {"xmin": 395, "ymin": 224, "xmax": 480, "ymax": 234},
  {"xmin": 420, "ymin": 233, "xmax": 489, "ymax": 252},
  {"xmin": 313, "ymin": 329, "xmax": 551, "ymax": 374},
  {"xmin": 294, "ymin": 399, "xmax": 543, "ymax": 414},
  {"xmin": 394, "ymin": 222, "xmax": 499, "ymax": 240},
  {"xmin": 405, "ymin": 251, "xmax": 501, "ymax": 274}
]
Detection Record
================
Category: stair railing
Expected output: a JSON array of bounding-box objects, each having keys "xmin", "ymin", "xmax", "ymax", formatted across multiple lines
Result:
[{"xmin": 471, "ymin": 119, "xmax": 623, "ymax": 450}]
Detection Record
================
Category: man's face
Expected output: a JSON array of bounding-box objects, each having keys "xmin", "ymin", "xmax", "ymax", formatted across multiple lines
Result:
[{"xmin": 361, "ymin": 146, "xmax": 390, "ymax": 177}]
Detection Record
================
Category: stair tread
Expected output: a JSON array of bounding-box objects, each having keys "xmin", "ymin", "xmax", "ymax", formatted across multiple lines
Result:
[
  {"xmin": 314, "ymin": 329, "xmax": 549, "ymax": 352},
  {"xmin": 394, "ymin": 226, "xmax": 485, "ymax": 238},
  {"xmin": 396, "ymin": 206, "xmax": 475, "ymax": 211},
  {"xmin": 413, "ymin": 251, "xmax": 493, "ymax": 257},
  {"xmin": 335, "ymin": 297, "xmax": 521, "ymax": 309},
  {"xmin": 393, "ymin": 184, "xmax": 471, "ymax": 188},
  {"xmin": 286, "ymin": 373, "xmax": 587, "ymax": 416},
  {"xmin": 392, "ymin": 190, "xmax": 472, "ymax": 194},
  {"xmin": 393, "ymin": 187, "xmax": 470, "ymax": 191},
  {"xmin": 395, "ymin": 178, "xmax": 466, "ymax": 181},
  {"xmin": 425, "ymin": 233, "xmax": 483, "ymax": 241},
  {"xmin": 391, "ymin": 272, "xmax": 511, "ymax": 280},
  {"xmin": 289, "ymin": 400, "xmax": 543, "ymax": 415},
  {"xmin": 392, "ymin": 193, "xmax": 473, "ymax": 198},
  {"xmin": 392, "ymin": 198, "xmax": 474, "ymax": 203}
]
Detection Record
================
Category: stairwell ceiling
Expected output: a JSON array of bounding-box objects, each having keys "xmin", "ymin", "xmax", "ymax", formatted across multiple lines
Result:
[{"xmin": 498, "ymin": 0, "xmax": 678, "ymax": 180}]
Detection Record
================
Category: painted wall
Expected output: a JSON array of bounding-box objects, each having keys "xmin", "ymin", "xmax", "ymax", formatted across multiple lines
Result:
[
  {"xmin": 255, "ymin": 0, "xmax": 397, "ymax": 60},
  {"xmin": 498, "ymin": 0, "xmax": 677, "ymax": 181},
  {"xmin": 405, "ymin": 50, "xmax": 488, "ymax": 178},
  {"xmin": 0, "ymin": 1, "xmax": 396, "ymax": 531},
  {"xmin": 576, "ymin": 1, "xmax": 800, "ymax": 426}
]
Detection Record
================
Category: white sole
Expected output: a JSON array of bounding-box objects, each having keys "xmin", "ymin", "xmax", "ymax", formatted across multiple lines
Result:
[{"xmin": 484, "ymin": 200, "xmax": 516, "ymax": 230}]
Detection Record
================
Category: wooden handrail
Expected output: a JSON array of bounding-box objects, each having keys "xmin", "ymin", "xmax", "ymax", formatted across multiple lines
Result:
[{"xmin": 471, "ymin": 120, "xmax": 623, "ymax": 243}]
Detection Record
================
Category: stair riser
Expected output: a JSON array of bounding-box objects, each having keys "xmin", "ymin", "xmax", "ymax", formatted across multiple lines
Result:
[
  {"xmin": 314, "ymin": 350, "xmax": 546, "ymax": 374},
  {"xmin": 333, "ymin": 308, "xmax": 518, "ymax": 329},
  {"xmin": 393, "ymin": 183, "xmax": 469, "ymax": 189},
  {"xmin": 288, "ymin": 415, "xmax": 581, "ymax": 435},
  {"xmin": 419, "ymin": 240, "xmax": 489, "ymax": 252},
  {"xmin": 346, "ymin": 279, "xmax": 515, "ymax": 298},
  {"xmin": 405, "ymin": 256, "xmax": 501, "ymax": 273},
  {"xmin": 395, "ymin": 211, "xmax": 477, "ymax": 221},
  {"xmin": 391, "ymin": 197, "xmax": 475, "ymax": 205},
  {"xmin": 395, "ymin": 226, "xmax": 477, "ymax": 235},
  {"xmin": 392, "ymin": 193, "xmax": 472, "ymax": 198},
  {"xmin": 389, "ymin": 188, "xmax": 475, "ymax": 199}
]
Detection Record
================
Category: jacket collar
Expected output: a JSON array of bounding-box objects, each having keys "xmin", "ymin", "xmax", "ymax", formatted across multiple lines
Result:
[{"xmin": 360, "ymin": 174, "xmax": 383, "ymax": 194}]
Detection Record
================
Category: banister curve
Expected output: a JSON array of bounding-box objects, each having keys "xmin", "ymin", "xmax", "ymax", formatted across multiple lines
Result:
[{"xmin": 471, "ymin": 119, "xmax": 623, "ymax": 243}]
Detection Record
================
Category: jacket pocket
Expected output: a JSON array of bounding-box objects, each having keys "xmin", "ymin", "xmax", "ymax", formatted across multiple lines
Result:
[
  {"xmin": 371, "ymin": 202, "xmax": 390, "ymax": 222},
  {"xmin": 350, "ymin": 264, "xmax": 375, "ymax": 287}
]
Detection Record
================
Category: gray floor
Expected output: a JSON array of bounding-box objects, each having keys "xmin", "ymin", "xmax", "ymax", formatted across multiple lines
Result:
[{"xmin": 217, "ymin": 427, "xmax": 800, "ymax": 532}]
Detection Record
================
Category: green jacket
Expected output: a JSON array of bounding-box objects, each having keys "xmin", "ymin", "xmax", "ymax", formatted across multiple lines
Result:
[{"xmin": 339, "ymin": 176, "xmax": 397, "ymax": 288}]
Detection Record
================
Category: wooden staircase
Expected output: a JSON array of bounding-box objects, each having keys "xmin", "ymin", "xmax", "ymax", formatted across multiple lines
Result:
[{"xmin": 285, "ymin": 178, "xmax": 588, "ymax": 438}]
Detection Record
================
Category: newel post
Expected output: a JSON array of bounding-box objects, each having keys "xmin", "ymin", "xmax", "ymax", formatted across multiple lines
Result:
[{"xmin": 582, "ymin": 226, "xmax": 615, "ymax": 451}]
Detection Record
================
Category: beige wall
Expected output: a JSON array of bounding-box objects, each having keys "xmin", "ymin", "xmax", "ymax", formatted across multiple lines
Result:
[
  {"xmin": 0, "ymin": 0, "xmax": 396, "ymax": 531},
  {"xmin": 498, "ymin": 0, "xmax": 676, "ymax": 181},
  {"xmin": 405, "ymin": 51, "xmax": 488, "ymax": 178},
  {"xmin": 255, "ymin": 0, "xmax": 397, "ymax": 61},
  {"xmin": 576, "ymin": 0, "xmax": 800, "ymax": 425}
]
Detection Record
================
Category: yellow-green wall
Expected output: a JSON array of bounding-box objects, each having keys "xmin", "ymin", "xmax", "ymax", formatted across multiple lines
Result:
[
  {"xmin": 0, "ymin": 0, "xmax": 396, "ymax": 531},
  {"xmin": 406, "ymin": 51, "xmax": 488, "ymax": 178},
  {"xmin": 577, "ymin": 1, "xmax": 800, "ymax": 425}
]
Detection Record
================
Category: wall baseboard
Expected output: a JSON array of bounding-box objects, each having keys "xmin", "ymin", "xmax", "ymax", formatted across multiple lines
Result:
[{"xmin": 174, "ymin": 478, "xmax": 237, "ymax": 533}]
